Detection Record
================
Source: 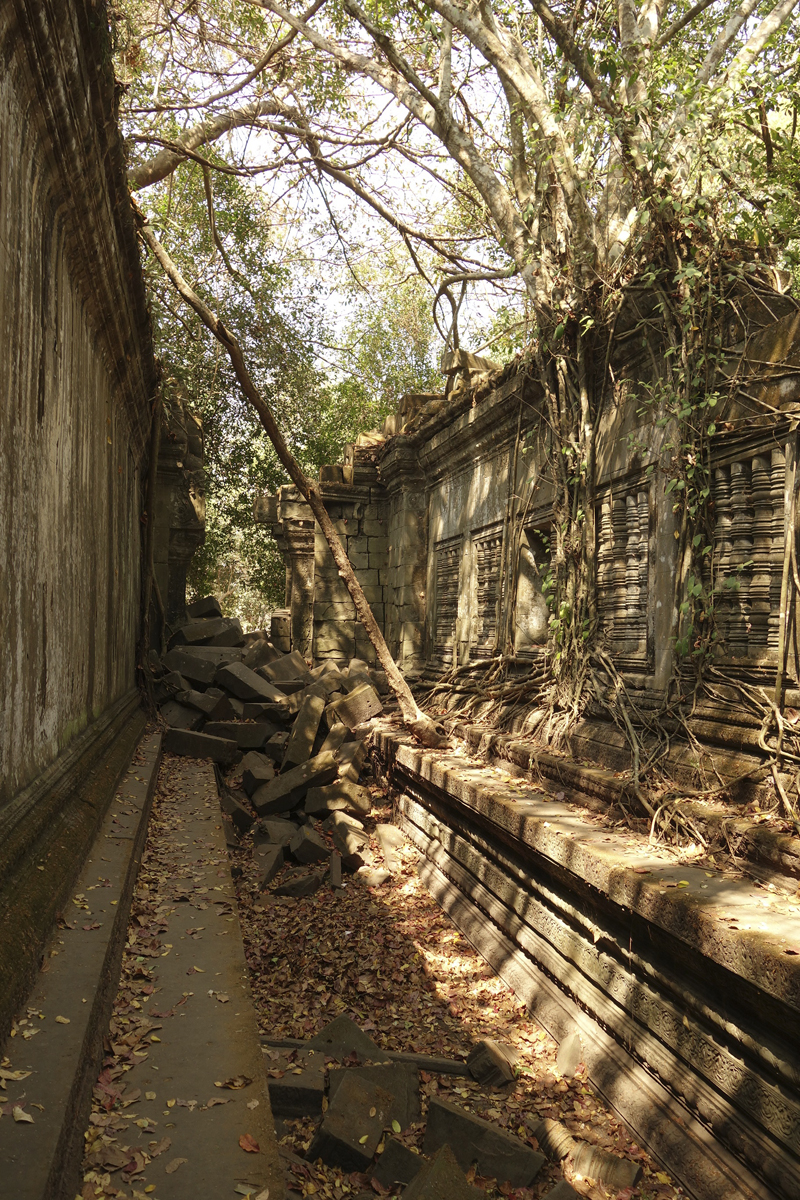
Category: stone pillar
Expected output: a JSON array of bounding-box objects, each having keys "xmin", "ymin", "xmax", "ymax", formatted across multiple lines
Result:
[
  {"xmin": 283, "ymin": 518, "xmax": 316, "ymax": 660},
  {"xmin": 381, "ymin": 440, "xmax": 428, "ymax": 674}
]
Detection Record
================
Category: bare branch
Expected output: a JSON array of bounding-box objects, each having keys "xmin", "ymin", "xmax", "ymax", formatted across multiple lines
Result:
[{"xmin": 654, "ymin": 0, "xmax": 718, "ymax": 49}]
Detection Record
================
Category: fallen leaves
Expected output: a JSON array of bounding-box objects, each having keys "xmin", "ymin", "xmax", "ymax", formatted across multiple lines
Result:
[
  {"xmin": 12, "ymin": 1106, "xmax": 34, "ymax": 1123},
  {"xmin": 239, "ymin": 1133, "xmax": 260, "ymax": 1153},
  {"xmin": 55, "ymin": 1015, "xmax": 71, "ymax": 1024},
  {"xmin": 165, "ymin": 1156, "xmax": 188, "ymax": 1174},
  {"xmin": 215, "ymin": 1075, "xmax": 252, "ymax": 1090}
]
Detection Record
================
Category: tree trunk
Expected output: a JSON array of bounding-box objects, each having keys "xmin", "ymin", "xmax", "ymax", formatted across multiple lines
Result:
[{"xmin": 136, "ymin": 213, "xmax": 449, "ymax": 747}]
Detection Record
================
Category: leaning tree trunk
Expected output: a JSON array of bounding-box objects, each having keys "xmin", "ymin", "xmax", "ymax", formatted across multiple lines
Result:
[{"xmin": 137, "ymin": 214, "xmax": 448, "ymax": 747}]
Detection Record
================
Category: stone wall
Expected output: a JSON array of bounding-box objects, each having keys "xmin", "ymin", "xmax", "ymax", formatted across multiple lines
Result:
[{"xmin": 0, "ymin": 0, "xmax": 157, "ymax": 1038}]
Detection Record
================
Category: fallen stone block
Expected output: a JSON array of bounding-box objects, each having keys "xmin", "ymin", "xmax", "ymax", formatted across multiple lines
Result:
[
  {"xmin": 264, "ymin": 731, "xmax": 291, "ymax": 763},
  {"xmin": 186, "ymin": 595, "xmax": 223, "ymax": 620},
  {"xmin": 170, "ymin": 644, "xmax": 244, "ymax": 665},
  {"xmin": 327, "ymin": 683, "xmax": 382, "ymax": 730},
  {"xmin": 241, "ymin": 704, "xmax": 280, "ymax": 729},
  {"xmin": 424, "ymin": 1098, "xmax": 545, "ymax": 1187},
  {"xmin": 556, "ymin": 1031, "xmax": 582, "ymax": 1079},
  {"xmin": 283, "ymin": 692, "xmax": 326, "ymax": 767},
  {"xmin": 329, "ymin": 852, "xmax": 343, "ymax": 889},
  {"xmin": 305, "ymin": 779, "xmax": 372, "ymax": 818},
  {"xmin": 204, "ymin": 720, "xmax": 270, "ymax": 749},
  {"xmin": 251, "ymin": 752, "xmax": 339, "ymax": 816},
  {"xmin": 255, "ymin": 817, "xmax": 298, "ymax": 847},
  {"xmin": 258, "ymin": 844, "xmax": 284, "ymax": 889},
  {"xmin": 216, "ymin": 662, "xmax": 289, "ymax": 704},
  {"xmin": 308, "ymin": 1015, "xmax": 381, "ymax": 1061},
  {"xmin": 467, "ymin": 1039, "xmax": 518, "ymax": 1086},
  {"xmin": 160, "ymin": 700, "xmax": 204, "ymax": 731},
  {"xmin": 332, "ymin": 823, "xmax": 369, "ymax": 872},
  {"xmin": 402, "ymin": 1145, "xmax": 483, "ymax": 1200},
  {"xmin": 273, "ymin": 870, "xmax": 325, "ymax": 898},
  {"xmin": 307, "ymin": 1072, "xmax": 394, "ymax": 1171},
  {"xmin": 222, "ymin": 815, "xmax": 241, "ymax": 848},
  {"xmin": 163, "ymin": 729, "xmax": 240, "ymax": 766},
  {"xmin": 240, "ymin": 749, "xmax": 273, "ymax": 774},
  {"xmin": 265, "ymin": 1048, "xmax": 326, "ymax": 1117},
  {"xmin": 288, "ymin": 826, "xmax": 331, "ymax": 865},
  {"xmin": 336, "ymin": 739, "xmax": 368, "ymax": 783},
  {"xmin": 356, "ymin": 867, "xmax": 391, "ymax": 887},
  {"xmin": 262, "ymin": 649, "xmax": 312, "ymax": 683},
  {"xmin": 529, "ymin": 1119, "xmax": 574, "ymax": 1162},
  {"xmin": 207, "ymin": 693, "xmax": 240, "ymax": 721},
  {"xmin": 321, "ymin": 811, "xmax": 364, "ymax": 833},
  {"xmin": 163, "ymin": 649, "xmax": 218, "ymax": 686},
  {"xmin": 328, "ymin": 1063, "xmax": 420, "ymax": 1130},
  {"xmin": 341, "ymin": 670, "xmax": 372, "ymax": 694},
  {"xmin": 570, "ymin": 1143, "xmax": 642, "ymax": 1189},
  {"xmin": 205, "ymin": 619, "xmax": 245, "ymax": 647},
  {"xmin": 371, "ymin": 1138, "xmax": 424, "ymax": 1191},
  {"xmin": 171, "ymin": 617, "xmax": 242, "ymax": 647},
  {"xmin": 219, "ymin": 788, "xmax": 255, "ymax": 834},
  {"xmin": 369, "ymin": 669, "xmax": 390, "ymax": 696},
  {"xmin": 376, "ymin": 823, "xmax": 404, "ymax": 870},
  {"xmin": 267, "ymin": 675, "xmax": 307, "ymax": 697},
  {"xmin": 242, "ymin": 760, "xmax": 276, "ymax": 797},
  {"xmin": 318, "ymin": 724, "xmax": 350, "ymax": 757},
  {"xmin": 244, "ymin": 639, "xmax": 282, "ymax": 670},
  {"xmin": 176, "ymin": 688, "xmax": 220, "ymax": 715},
  {"xmin": 162, "ymin": 670, "xmax": 191, "ymax": 692},
  {"xmin": 542, "ymin": 1183, "xmax": 580, "ymax": 1200}
]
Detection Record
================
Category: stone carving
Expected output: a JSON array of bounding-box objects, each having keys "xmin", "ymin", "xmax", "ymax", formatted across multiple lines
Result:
[
  {"xmin": 473, "ymin": 525, "xmax": 504, "ymax": 656},
  {"xmin": 596, "ymin": 486, "xmax": 649, "ymax": 660},
  {"xmin": 434, "ymin": 537, "xmax": 461, "ymax": 665}
]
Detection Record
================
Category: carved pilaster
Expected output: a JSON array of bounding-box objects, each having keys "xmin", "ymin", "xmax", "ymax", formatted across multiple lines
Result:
[
  {"xmin": 728, "ymin": 460, "xmax": 754, "ymax": 656},
  {"xmin": 768, "ymin": 445, "xmax": 787, "ymax": 651},
  {"xmin": 713, "ymin": 466, "xmax": 733, "ymax": 649},
  {"xmin": 749, "ymin": 454, "xmax": 772, "ymax": 653}
]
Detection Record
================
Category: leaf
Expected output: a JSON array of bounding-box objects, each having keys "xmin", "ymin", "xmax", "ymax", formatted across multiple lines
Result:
[
  {"xmin": 12, "ymin": 1107, "xmax": 34, "ymax": 1123},
  {"xmin": 247, "ymin": 1098, "xmax": 260, "ymax": 1110},
  {"xmin": 145, "ymin": 1091, "xmax": 157, "ymax": 1100},
  {"xmin": 0, "ymin": 1070, "xmax": 31, "ymax": 1082},
  {"xmin": 215, "ymin": 993, "xmax": 230, "ymax": 1003},
  {"xmin": 239, "ymin": 1133, "xmax": 260, "ymax": 1153},
  {"xmin": 205, "ymin": 1097, "xmax": 230, "ymax": 1107},
  {"xmin": 147, "ymin": 1137, "xmax": 171, "ymax": 1158},
  {"xmin": 391, "ymin": 1119, "xmax": 401, "ymax": 1133},
  {"xmin": 215, "ymin": 1075, "xmax": 252, "ymax": 1090},
  {"xmin": 358, "ymin": 1134, "xmax": 369, "ymax": 1144},
  {"xmin": 55, "ymin": 1015, "xmax": 71, "ymax": 1024},
  {"xmin": 165, "ymin": 1157, "xmax": 188, "ymax": 1174}
]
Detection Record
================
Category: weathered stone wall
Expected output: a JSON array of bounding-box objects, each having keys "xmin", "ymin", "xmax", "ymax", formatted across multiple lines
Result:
[{"xmin": 0, "ymin": 0, "xmax": 156, "ymax": 1037}]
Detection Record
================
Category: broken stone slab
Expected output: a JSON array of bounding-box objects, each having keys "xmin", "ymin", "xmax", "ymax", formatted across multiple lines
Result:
[
  {"xmin": 162, "ymin": 670, "xmax": 191, "ymax": 692},
  {"xmin": 542, "ymin": 1183, "xmax": 580, "ymax": 1200},
  {"xmin": 556, "ymin": 1031, "xmax": 582, "ymax": 1079},
  {"xmin": 307, "ymin": 1072, "xmax": 394, "ymax": 1172},
  {"xmin": 318, "ymin": 724, "xmax": 350, "ymax": 757},
  {"xmin": 321, "ymin": 810, "xmax": 364, "ymax": 832},
  {"xmin": 424, "ymin": 1098, "xmax": 545, "ymax": 1188},
  {"xmin": 258, "ymin": 844, "xmax": 284, "ymax": 889},
  {"xmin": 356, "ymin": 867, "xmax": 391, "ymax": 887},
  {"xmin": 216, "ymin": 662, "xmax": 289, "ymax": 704},
  {"xmin": 326, "ymin": 683, "xmax": 382, "ymax": 730},
  {"xmin": 251, "ymin": 752, "xmax": 339, "ymax": 816},
  {"xmin": 529, "ymin": 1119, "xmax": 575, "ymax": 1162},
  {"xmin": 570, "ymin": 1143, "xmax": 642, "ymax": 1189},
  {"xmin": 204, "ymin": 720, "xmax": 270, "ymax": 749},
  {"xmin": 186, "ymin": 595, "xmax": 223, "ymax": 620},
  {"xmin": 160, "ymin": 700, "xmax": 204, "ymax": 731},
  {"xmin": 163, "ymin": 649, "xmax": 218, "ymax": 686},
  {"xmin": 336, "ymin": 739, "xmax": 368, "ymax": 783},
  {"xmin": 218, "ymin": 788, "xmax": 255, "ymax": 835},
  {"xmin": 222, "ymin": 815, "xmax": 241, "ymax": 848},
  {"xmin": 242, "ymin": 760, "xmax": 277, "ymax": 797},
  {"xmin": 243, "ymin": 639, "xmax": 282, "ymax": 670},
  {"xmin": 283, "ymin": 692, "xmax": 326, "ymax": 768},
  {"xmin": 262, "ymin": 649, "xmax": 312, "ymax": 683},
  {"xmin": 401, "ymin": 1145, "xmax": 483, "ymax": 1200},
  {"xmin": 265, "ymin": 675, "xmax": 307, "ymax": 697},
  {"xmin": 466, "ymin": 1039, "xmax": 518, "ymax": 1086},
  {"xmin": 264, "ymin": 732, "xmax": 291, "ymax": 763},
  {"xmin": 265, "ymin": 1048, "xmax": 326, "ymax": 1117},
  {"xmin": 305, "ymin": 779, "xmax": 372, "ymax": 818},
  {"xmin": 176, "ymin": 688, "xmax": 220, "ymax": 715},
  {"xmin": 240, "ymin": 749, "xmax": 273, "ymax": 774},
  {"xmin": 163, "ymin": 729, "xmax": 240, "ymax": 766},
  {"xmin": 171, "ymin": 617, "xmax": 243, "ymax": 647},
  {"xmin": 308, "ymin": 1016, "xmax": 381, "ymax": 1062},
  {"xmin": 369, "ymin": 669, "xmax": 389, "ymax": 696},
  {"xmin": 288, "ymin": 826, "xmax": 331, "ymax": 865},
  {"xmin": 241, "ymin": 704, "xmax": 281, "ymax": 729},
  {"xmin": 327, "ymin": 1063, "xmax": 420, "ymax": 1130},
  {"xmin": 331, "ymin": 823, "xmax": 369, "ymax": 871},
  {"xmin": 371, "ymin": 1138, "xmax": 424, "ymax": 1191},
  {"xmin": 375, "ymin": 823, "xmax": 404, "ymax": 871},
  {"xmin": 170, "ymin": 645, "xmax": 244, "ymax": 665},
  {"xmin": 273, "ymin": 870, "xmax": 325, "ymax": 898},
  {"xmin": 329, "ymin": 852, "xmax": 343, "ymax": 889},
  {"xmin": 207, "ymin": 694, "xmax": 240, "ymax": 721},
  {"xmin": 255, "ymin": 817, "xmax": 298, "ymax": 848}
]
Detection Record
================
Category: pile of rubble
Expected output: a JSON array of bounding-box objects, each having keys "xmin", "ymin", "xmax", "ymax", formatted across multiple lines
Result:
[
  {"xmin": 148, "ymin": 595, "xmax": 389, "ymax": 897},
  {"xmin": 266, "ymin": 1016, "xmax": 641, "ymax": 1198}
]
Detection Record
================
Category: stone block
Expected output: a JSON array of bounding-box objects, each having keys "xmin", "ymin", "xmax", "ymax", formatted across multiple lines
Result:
[
  {"xmin": 162, "ymin": 670, "xmax": 191, "ymax": 692},
  {"xmin": 329, "ymin": 852, "xmax": 343, "ymax": 889},
  {"xmin": 375, "ymin": 823, "xmax": 403, "ymax": 872},
  {"xmin": 258, "ymin": 844, "xmax": 284, "ymax": 889},
  {"xmin": 273, "ymin": 870, "xmax": 325, "ymax": 898},
  {"xmin": 362, "ymin": 518, "xmax": 386, "ymax": 537},
  {"xmin": 243, "ymin": 639, "xmax": 282, "ymax": 670},
  {"xmin": 371, "ymin": 1139, "xmax": 424, "ymax": 1191},
  {"xmin": 556, "ymin": 1031, "xmax": 582, "ymax": 1078},
  {"xmin": 288, "ymin": 825, "xmax": 331, "ymax": 864},
  {"xmin": 306, "ymin": 779, "xmax": 371, "ymax": 817},
  {"xmin": 308, "ymin": 1015, "xmax": 380, "ymax": 1061},
  {"xmin": 328, "ymin": 1063, "xmax": 420, "ymax": 1130},
  {"xmin": 306, "ymin": 1073, "xmax": 394, "ymax": 1171},
  {"xmin": 367, "ymin": 536, "xmax": 389, "ymax": 556},
  {"xmin": 369, "ymin": 669, "xmax": 390, "ymax": 696},
  {"xmin": 570, "ymin": 1144, "xmax": 642, "ymax": 1189},
  {"xmin": 255, "ymin": 817, "xmax": 298, "ymax": 848},
  {"xmin": 283, "ymin": 692, "xmax": 326, "ymax": 767},
  {"xmin": 242, "ymin": 761, "xmax": 276, "ymax": 797},
  {"xmin": 542, "ymin": 1183, "xmax": 580, "ymax": 1200},
  {"xmin": 175, "ymin": 688, "xmax": 219, "ymax": 715},
  {"xmin": 264, "ymin": 731, "xmax": 291, "ymax": 763},
  {"xmin": 261, "ymin": 673, "xmax": 306, "ymax": 695},
  {"xmin": 467, "ymin": 1039, "xmax": 518, "ymax": 1086},
  {"xmin": 320, "ymin": 463, "xmax": 344, "ymax": 483},
  {"xmin": 315, "ymin": 622, "xmax": 355, "ymax": 656},
  {"xmin": 170, "ymin": 616, "xmax": 231, "ymax": 646},
  {"xmin": 160, "ymin": 700, "xmax": 203, "ymax": 731},
  {"xmin": 314, "ymin": 600, "xmax": 356, "ymax": 622},
  {"xmin": 206, "ymin": 618, "xmax": 245, "ymax": 647},
  {"xmin": 320, "ymin": 811, "xmax": 364, "ymax": 833},
  {"xmin": 332, "ymin": 822, "xmax": 369, "ymax": 871},
  {"xmin": 423, "ymin": 1098, "xmax": 544, "ymax": 1188},
  {"xmin": 251, "ymin": 752, "xmax": 339, "ymax": 815},
  {"xmin": 186, "ymin": 595, "xmax": 223, "ymax": 620},
  {"xmin": 241, "ymin": 704, "xmax": 280, "ymax": 729},
  {"xmin": 336, "ymin": 739, "xmax": 369, "ymax": 783},
  {"xmin": 219, "ymin": 788, "xmax": 254, "ymax": 834},
  {"xmin": 401, "ymin": 1145, "xmax": 482, "ymax": 1200},
  {"xmin": 163, "ymin": 649, "xmax": 217, "ymax": 686},
  {"xmin": 163, "ymin": 729, "xmax": 240, "ymax": 766},
  {"xmin": 347, "ymin": 547, "xmax": 370, "ymax": 569},
  {"xmin": 271, "ymin": 609, "xmax": 291, "ymax": 653},
  {"xmin": 207, "ymin": 694, "xmax": 240, "ymax": 721},
  {"xmin": 327, "ymin": 684, "xmax": 383, "ymax": 730},
  {"xmin": 203, "ymin": 720, "xmax": 269, "ymax": 749},
  {"xmin": 215, "ymin": 662, "xmax": 289, "ymax": 704},
  {"xmin": 319, "ymin": 725, "xmax": 350, "ymax": 757},
  {"xmin": 266, "ymin": 1049, "xmax": 326, "ymax": 1117},
  {"xmin": 356, "ymin": 867, "xmax": 391, "ymax": 887},
  {"xmin": 262, "ymin": 650, "xmax": 311, "ymax": 683}
]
